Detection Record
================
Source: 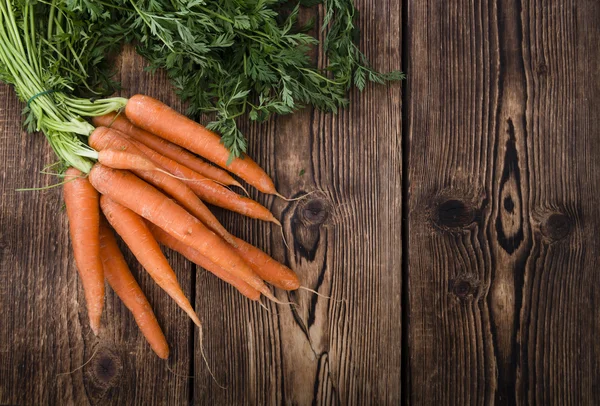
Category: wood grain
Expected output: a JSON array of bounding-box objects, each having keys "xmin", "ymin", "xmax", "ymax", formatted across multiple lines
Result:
[
  {"xmin": 192, "ymin": 0, "xmax": 403, "ymax": 404},
  {"xmin": 406, "ymin": 0, "xmax": 600, "ymax": 404}
]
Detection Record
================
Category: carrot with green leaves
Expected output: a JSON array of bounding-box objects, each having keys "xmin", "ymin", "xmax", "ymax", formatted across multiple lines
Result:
[
  {"xmin": 88, "ymin": 164, "xmax": 279, "ymax": 302},
  {"xmin": 125, "ymin": 95, "xmax": 280, "ymax": 196},
  {"xmin": 148, "ymin": 223, "xmax": 261, "ymax": 301},
  {"xmin": 93, "ymin": 113, "xmax": 245, "ymax": 191},
  {"xmin": 100, "ymin": 196, "xmax": 201, "ymax": 326},
  {"xmin": 98, "ymin": 219, "xmax": 169, "ymax": 359},
  {"xmin": 63, "ymin": 167, "xmax": 104, "ymax": 335}
]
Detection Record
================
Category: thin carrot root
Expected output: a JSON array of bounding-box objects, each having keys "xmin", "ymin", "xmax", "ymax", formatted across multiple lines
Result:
[
  {"xmin": 198, "ymin": 326, "xmax": 227, "ymax": 389},
  {"xmin": 280, "ymin": 225, "xmax": 290, "ymax": 251},
  {"xmin": 233, "ymin": 182, "xmax": 250, "ymax": 197},
  {"xmin": 298, "ymin": 286, "xmax": 345, "ymax": 302},
  {"xmin": 56, "ymin": 346, "xmax": 100, "ymax": 377},
  {"xmin": 275, "ymin": 191, "xmax": 317, "ymax": 202},
  {"xmin": 261, "ymin": 290, "xmax": 297, "ymax": 306},
  {"xmin": 165, "ymin": 363, "xmax": 194, "ymax": 379}
]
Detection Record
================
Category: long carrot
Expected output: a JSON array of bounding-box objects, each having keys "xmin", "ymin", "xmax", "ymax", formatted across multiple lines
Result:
[
  {"xmin": 63, "ymin": 167, "xmax": 104, "ymax": 335},
  {"xmin": 231, "ymin": 236, "xmax": 300, "ymax": 291},
  {"xmin": 88, "ymin": 127, "xmax": 236, "ymax": 245},
  {"xmin": 93, "ymin": 112, "xmax": 244, "ymax": 190},
  {"xmin": 89, "ymin": 126, "xmax": 280, "ymax": 225},
  {"xmin": 126, "ymin": 137, "xmax": 279, "ymax": 224},
  {"xmin": 148, "ymin": 224, "xmax": 261, "ymax": 301},
  {"xmin": 125, "ymin": 95, "xmax": 279, "ymax": 195},
  {"xmin": 100, "ymin": 196, "xmax": 202, "ymax": 326},
  {"xmin": 98, "ymin": 219, "xmax": 169, "ymax": 359},
  {"xmin": 88, "ymin": 164, "xmax": 278, "ymax": 301}
]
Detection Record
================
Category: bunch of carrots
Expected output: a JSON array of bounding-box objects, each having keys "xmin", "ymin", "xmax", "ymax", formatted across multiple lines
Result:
[{"xmin": 64, "ymin": 94, "xmax": 301, "ymax": 359}]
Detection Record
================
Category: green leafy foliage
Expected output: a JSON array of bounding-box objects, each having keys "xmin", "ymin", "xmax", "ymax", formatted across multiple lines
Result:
[{"xmin": 69, "ymin": 0, "xmax": 404, "ymax": 157}]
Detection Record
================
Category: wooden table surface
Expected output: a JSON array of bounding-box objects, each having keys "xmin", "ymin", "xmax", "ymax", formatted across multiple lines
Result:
[{"xmin": 1, "ymin": 0, "xmax": 599, "ymax": 405}]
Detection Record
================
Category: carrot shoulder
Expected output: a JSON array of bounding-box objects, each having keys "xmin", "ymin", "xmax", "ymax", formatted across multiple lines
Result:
[
  {"xmin": 99, "ymin": 220, "xmax": 169, "ymax": 359},
  {"xmin": 63, "ymin": 167, "xmax": 104, "ymax": 335},
  {"xmin": 148, "ymin": 223, "xmax": 261, "ymax": 301},
  {"xmin": 93, "ymin": 112, "xmax": 243, "ymax": 189},
  {"xmin": 88, "ymin": 164, "xmax": 275, "ymax": 300},
  {"xmin": 100, "ymin": 196, "xmax": 201, "ymax": 326},
  {"xmin": 125, "ymin": 94, "xmax": 278, "ymax": 194}
]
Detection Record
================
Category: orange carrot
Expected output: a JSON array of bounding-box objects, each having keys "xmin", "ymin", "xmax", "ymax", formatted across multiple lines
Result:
[
  {"xmin": 97, "ymin": 149, "xmax": 158, "ymax": 171},
  {"xmin": 125, "ymin": 95, "xmax": 278, "ymax": 195},
  {"xmin": 127, "ymin": 138, "xmax": 279, "ymax": 224},
  {"xmin": 89, "ymin": 164, "xmax": 277, "ymax": 301},
  {"xmin": 63, "ymin": 167, "xmax": 104, "ymax": 335},
  {"xmin": 93, "ymin": 112, "xmax": 244, "ymax": 190},
  {"xmin": 100, "ymin": 196, "xmax": 201, "ymax": 326},
  {"xmin": 148, "ymin": 224, "xmax": 261, "ymax": 301},
  {"xmin": 89, "ymin": 126, "xmax": 280, "ymax": 225},
  {"xmin": 98, "ymin": 219, "xmax": 169, "ymax": 359},
  {"xmin": 88, "ymin": 127, "xmax": 236, "ymax": 245},
  {"xmin": 231, "ymin": 236, "xmax": 300, "ymax": 291}
]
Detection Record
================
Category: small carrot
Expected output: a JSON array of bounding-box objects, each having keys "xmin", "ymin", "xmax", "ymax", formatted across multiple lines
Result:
[
  {"xmin": 63, "ymin": 167, "xmax": 104, "ymax": 335},
  {"xmin": 231, "ymin": 236, "xmax": 300, "ymax": 291},
  {"xmin": 149, "ymin": 223, "xmax": 261, "ymax": 301},
  {"xmin": 93, "ymin": 112, "xmax": 245, "ymax": 191},
  {"xmin": 125, "ymin": 95, "xmax": 279, "ymax": 195},
  {"xmin": 88, "ymin": 127, "xmax": 236, "ymax": 245},
  {"xmin": 88, "ymin": 164, "xmax": 278, "ymax": 301},
  {"xmin": 99, "ymin": 219, "xmax": 169, "ymax": 359},
  {"xmin": 100, "ymin": 196, "xmax": 201, "ymax": 326}
]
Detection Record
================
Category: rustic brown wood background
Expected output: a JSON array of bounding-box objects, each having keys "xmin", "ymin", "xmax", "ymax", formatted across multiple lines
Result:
[{"xmin": 0, "ymin": 0, "xmax": 598, "ymax": 404}]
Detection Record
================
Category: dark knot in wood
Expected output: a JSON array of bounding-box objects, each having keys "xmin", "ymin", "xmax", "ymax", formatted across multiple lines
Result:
[
  {"xmin": 435, "ymin": 199, "xmax": 474, "ymax": 229},
  {"xmin": 300, "ymin": 199, "xmax": 329, "ymax": 226},
  {"xmin": 541, "ymin": 213, "xmax": 572, "ymax": 241},
  {"xmin": 88, "ymin": 347, "xmax": 122, "ymax": 387},
  {"xmin": 449, "ymin": 276, "xmax": 479, "ymax": 300}
]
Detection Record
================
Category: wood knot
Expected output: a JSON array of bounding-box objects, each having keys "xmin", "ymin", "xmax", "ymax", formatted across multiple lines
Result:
[
  {"xmin": 87, "ymin": 347, "xmax": 122, "ymax": 388},
  {"xmin": 435, "ymin": 199, "xmax": 474, "ymax": 229},
  {"xmin": 449, "ymin": 276, "xmax": 479, "ymax": 300},
  {"xmin": 541, "ymin": 213, "xmax": 572, "ymax": 241},
  {"xmin": 298, "ymin": 199, "xmax": 330, "ymax": 226}
]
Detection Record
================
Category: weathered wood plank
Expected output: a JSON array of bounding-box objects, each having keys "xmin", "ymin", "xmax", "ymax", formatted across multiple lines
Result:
[
  {"xmin": 0, "ymin": 46, "xmax": 193, "ymax": 405},
  {"xmin": 193, "ymin": 0, "xmax": 403, "ymax": 403},
  {"xmin": 406, "ymin": 0, "xmax": 600, "ymax": 404},
  {"xmin": 517, "ymin": 1, "xmax": 600, "ymax": 404}
]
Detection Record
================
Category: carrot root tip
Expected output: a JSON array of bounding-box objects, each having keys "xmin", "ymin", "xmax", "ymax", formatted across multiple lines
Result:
[
  {"xmin": 198, "ymin": 327, "xmax": 227, "ymax": 389},
  {"xmin": 298, "ymin": 286, "xmax": 345, "ymax": 302}
]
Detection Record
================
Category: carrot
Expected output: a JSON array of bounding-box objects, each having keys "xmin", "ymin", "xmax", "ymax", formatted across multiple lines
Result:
[
  {"xmin": 100, "ymin": 196, "xmax": 202, "ymax": 326},
  {"xmin": 97, "ymin": 149, "xmax": 158, "ymax": 172},
  {"xmin": 63, "ymin": 167, "xmax": 104, "ymax": 335},
  {"xmin": 125, "ymin": 95, "xmax": 278, "ymax": 195},
  {"xmin": 231, "ymin": 236, "xmax": 300, "ymax": 291},
  {"xmin": 89, "ymin": 127, "xmax": 235, "ymax": 244},
  {"xmin": 89, "ymin": 127, "xmax": 280, "ymax": 225},
  {"xmin": 98, "ymin": 219, "xmax": 169, "ymax": 359},
  {"xmin": 88, "ymin": 164, "xmax": 278, "ymax": 301},
  {"xmin": 126, "ymin": 137, "xmax": 279, "ymax": 224},
  {"xmin": 93, "ymin": 112, "xmax": 244, "ymax": 190},
  {"xmin": 148, "ymin": 223, "xmax": 261, "ymax": 301}
]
